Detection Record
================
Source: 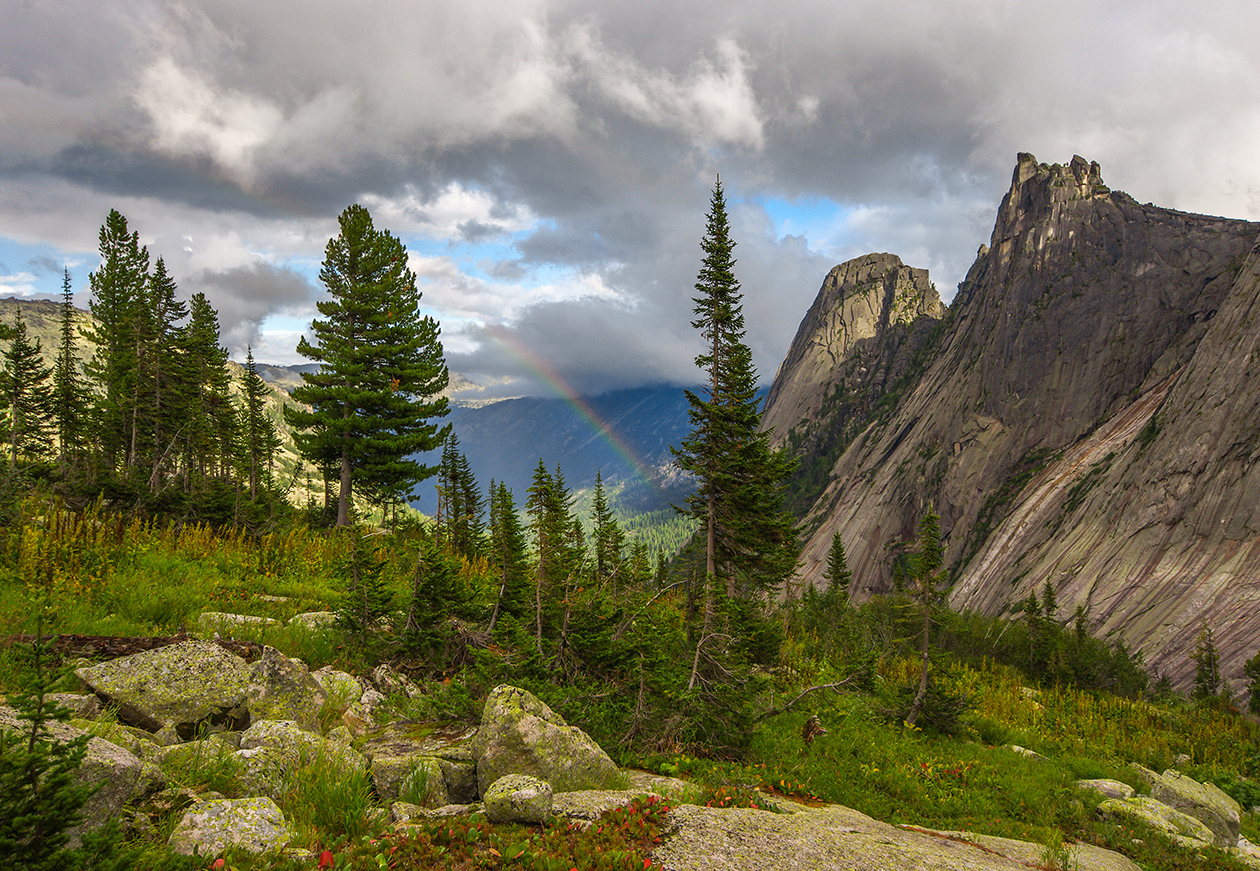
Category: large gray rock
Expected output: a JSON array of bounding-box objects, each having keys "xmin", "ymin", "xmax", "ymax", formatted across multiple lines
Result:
[
  {"xmin": 471, "ymin": 685, "xmax": 621, "ymax": 795},
  {"xmin": 1152, "ymin": 769, "xmax": 1241, "ymax": 848},
  {"xmin": 362, "ymin": 722, "xmax": 479, "ymax": 804},
  {"xmin": 1097, "ymin": 795, "xmax": 1216, "ymax": 848},
  {"xmin": 483, "ymin": 774, "xmax": 553, "ymax": 824},
  {"xmin": 655, "ymin": 802, "xmax": 1139, "ymax": 871},
  {"xmin": 234, "ymin": 719, "xmax": 365, "ymax": 799},
  {"xmin": 245, "ymin": 646, "xmax": 325, "ymax": 733},
  {"xmin": 311, "ymin": 666, "xmax": 377, "ymax": 735},
  {"xmin": 0, "ymin": 704, "xmax": 160, "ymax": 843},
  {"xmin": 167, "ymin": 797, "xmax": 291, "ymax": 856},
  {"xmin": 1077, "ymin": 779, "xmax": 1135, "ymax": 801},
  {"xmin": 75, "ymin": 641, "xmax": 251, "ymax": 737}
]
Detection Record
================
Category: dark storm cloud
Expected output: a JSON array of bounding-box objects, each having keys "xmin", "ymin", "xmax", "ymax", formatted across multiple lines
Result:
[
  {"xmin": 26, "ymin": 256, "xmax": 61, "ymax": 275},
  {"xmin": 188, "ymin": 261, "xmax": 317, "ymax": 353},
  {"xmin": 2, "ymin": 0, "xmax": 1258, "ymax": 390}
]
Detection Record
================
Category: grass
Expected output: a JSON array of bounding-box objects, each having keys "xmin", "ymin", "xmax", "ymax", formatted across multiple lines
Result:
[{"xmin": 2, "ymin": 498, "xmax": 1259, "ymax": 871}]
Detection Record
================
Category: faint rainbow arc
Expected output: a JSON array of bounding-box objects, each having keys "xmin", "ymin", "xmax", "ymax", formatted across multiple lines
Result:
[{"xmin": 483, "ymin": 324, "xmax": 659, "ymax": 488}]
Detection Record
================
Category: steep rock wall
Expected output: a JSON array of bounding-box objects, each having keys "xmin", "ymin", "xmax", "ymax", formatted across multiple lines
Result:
[{"xmin": 771, "ymin": 153, "xmax": 1260, "ymax": 688}]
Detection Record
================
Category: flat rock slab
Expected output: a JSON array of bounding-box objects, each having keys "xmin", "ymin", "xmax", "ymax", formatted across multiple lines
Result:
[
  {"xmin": 916, "ymin": 829, "xmax": 1140, "ymax": 871},
  {"xmin": 167, "ymin": 797, "xmax": 291, "ymax": 856},
  {"xmin": 653, "ymin": 803, "xmax": 1138, "ymax": 871},
  {"xmin": 1098, "ymin": 795, "xmax": 1215, "ymax": 849},
  {"xmin": 75, "ymin": 640, "xmax": 251, "ymax": 737},
  {"xmin": 1153, "ymin": 769, "xmax": 1241, "ymax": 848}
]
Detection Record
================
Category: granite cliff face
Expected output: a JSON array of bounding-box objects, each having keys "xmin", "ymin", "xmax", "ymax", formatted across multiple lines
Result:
[{"xmin": 768, "ymin": 153, "xmax": 1260, "ymax": 690}]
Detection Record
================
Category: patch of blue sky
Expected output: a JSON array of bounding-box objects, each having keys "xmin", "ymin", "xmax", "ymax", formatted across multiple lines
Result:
[
  {"xmin": 753, "ymin": 195, "xmax": 856, "ymax": 253},
  {"xmin": 0, "ymin": 236, "xmax": 95, "ymax": 298}
]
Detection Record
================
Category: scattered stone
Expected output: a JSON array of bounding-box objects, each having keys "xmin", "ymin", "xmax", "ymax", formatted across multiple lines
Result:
[
  {"xmin": 483, "ymin": 774, "xmax": 553, "ymax": 824},
  {"xmin": 167, "ymin": 797, "xmax": 292, "ymax": 856},
  {"xmin": 390, "ymin": 801, "xmax": 479, "ymax": 824},
  {"xmin": 1152, "ymin": 769, "xmax": 1241, "ymax": 848},
  {"xmin": 471, "ymin": 685, "xmax": 621, "ymax": 795},
  {"xmin": 371, "ymin": 663, "xmax": 421, "ymax": 699},
  {"xmin": 234, "ymin": 719, "xmax": 365, "ymax": 799},
  {"xmin": 288, "ymin": 611, "xmax": 338, "ymax": 630},
  {"xmin": 1004, "ymin": 744, "xmax": 1044, "ymax": 759},
  {"xmin": 916, "ymin": 829, "xmax": 1141, "ymax": 871},
  {"xmin": 246, "ymin": 646, "xmax": 326, "ymax": 732},
  {"xmin": 196, "ymin": 612, "xmax": 279, "ymax": 637},
  {"xmin": 75, "ymin": 640, "xmax": 252, "ymax": 738},
  {"xmin": 1098, "ymin": 795, "xmax": 1216, "ymax": 849},
  {"xmin": 1077, "ymin": 779, "xmax": 1135, "ymax": 800},
  {"xmin": 47, "ymin": 692, "xmax": 101, "ymax": 719}
]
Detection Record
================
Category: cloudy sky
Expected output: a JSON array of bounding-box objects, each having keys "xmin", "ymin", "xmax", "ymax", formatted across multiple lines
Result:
[{"xmin": 2, "ymin": 0, "xmax": 1258, "ymax": 398}]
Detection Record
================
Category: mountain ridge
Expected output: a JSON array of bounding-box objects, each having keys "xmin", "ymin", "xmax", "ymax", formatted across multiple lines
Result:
[{"xmin": 764, "ymin": 153, "xmax": 1260, "ymax": 693}]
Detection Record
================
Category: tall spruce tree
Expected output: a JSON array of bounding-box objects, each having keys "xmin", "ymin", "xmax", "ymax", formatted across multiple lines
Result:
[
  {"xmin": 1192, "ymin": 622, "xmax": 1222, "ymax": 701},
  {"xmin": 672, "ymin": 178, "xmax": 798, "ymax": 689},
  {"xmin": 904, "ymin": 504, "xmax": 943, "ymax": 727},
  {"xmin": 177, "ymin": 292, "xmax": 234, "ymax": 487},
  {"xmin": 84, "ymin": 209, "xmax": 149, "ymax": 473},
  {"xmin": 286, "ymin": 204, "xmax": 450, "ymax": 526},
  {"xmin": 139, "ymin": 257, "xmax": 189, "ymax": 490},
  {"xmin": 2, "ymin": 316, "xmax": 56, "ymax": 465},
  {"xmin": 487, "ymin": 480, "xmax": 530, "ymax": 633},
  {"xmin": 591, "ymin": 471, "xmax": 626, "ymax": 592},
  {"xmin": 239, "ymin": 347, "xmax": 281, "ymax": 501},
  {"xmin": 52, "ymin": 269, "xmax": 89, "ymax": 470}
]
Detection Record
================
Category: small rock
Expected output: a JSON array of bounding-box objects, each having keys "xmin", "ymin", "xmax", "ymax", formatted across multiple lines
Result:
[
  {"xmin": 1078, "ymin": 779, "xmax": 1135, "ymax": 801},
  {"xmin": 483, "ymin": 774, "xmax": 553, "ymax": 824},
  {"xmin": 167, "ymin": 797, "xmax": 292, "ymax": 856}
]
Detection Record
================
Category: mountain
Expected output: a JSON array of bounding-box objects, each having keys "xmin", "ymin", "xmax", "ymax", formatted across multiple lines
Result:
[
  {"xmin": 408, "ymin": 384, "xmax": 697, "ymax": 514},
  {"xmin": 765, "ymin": 153, "xmax": 1260, "ymax": 692}
]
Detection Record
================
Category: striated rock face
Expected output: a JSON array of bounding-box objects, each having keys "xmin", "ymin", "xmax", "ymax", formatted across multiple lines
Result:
[
  {"xmin": 762, "ymin": 253, "xmax": 943, "ymax": 446},
  {"xmin": 769, "ymin": 153, "xmax": 1260, "ymax": 689}
]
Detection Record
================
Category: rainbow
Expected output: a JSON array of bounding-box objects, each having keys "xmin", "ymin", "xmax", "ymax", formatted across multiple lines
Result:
[{"xmin": 483, "ymin": 323, "xmax": 660, "ymax": 488}]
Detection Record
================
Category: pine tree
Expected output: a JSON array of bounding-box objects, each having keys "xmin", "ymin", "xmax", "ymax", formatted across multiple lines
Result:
[
  {"xmin": 1243, "ymin": 648, "xmax": 1260, "ymax": 715},
  {"xmin": 1, "ymin": 315, "xmax": 57, "ymax": 465},
  {"xmin": 139, "ymin": 257, "xmax": 189, "ymax": 490},
  {"xmin": 1192, "ymin": 622, "xmax": 1222, "ymax": 701},
  {"xmin": 904, "ymin": 504, "xmax": 943, "ymax": 727},
  {"xmin": 0, "ymin": 624, "xmax": 98, "ymax": 869},
  {"xmin": 487, "ymin": 481, "xmax": 530, "ymax": 633},
  {"xmin": 178, "ymin": 293, "xmax": 234, "ymax": 487},
  {"xmin": 437, "ymin": 434, "xmax": 484, "ymax": 557},
  {"xmin": 336, "ymin": 526, "xmax": 392, "ymax": 638},
  {"xmin": 239, "ymin": 347, "xmax": 281, "ymax": 501},
  {"xmin": 52, "ymin": 269, "xmax": 89, "ymax": 471},
  {"xmin": 591, "ymin": 471, "xmax": 626, "ymax": 593},
  {"xmin": 821, "ymin": 530, "xmax": 852, "ymax": 606},
  {"xmin": 83, "ymin": 209, "xmax": 149, "ymax": 474},
  {"xmin": 286, "ymin": 204, "xmax": 450, "ymax": 526},
  {"xmin": 672, "ymin": 177, "xmax": 799, "ymax": 690}
]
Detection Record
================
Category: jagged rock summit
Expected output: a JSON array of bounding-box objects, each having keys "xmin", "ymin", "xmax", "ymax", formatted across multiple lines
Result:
[{"xmin": 766, "ymin": 153, "xmax": 1260, "ymax": 690}]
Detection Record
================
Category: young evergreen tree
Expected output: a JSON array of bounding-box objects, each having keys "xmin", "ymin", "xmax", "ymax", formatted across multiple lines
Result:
[
  {"xmin": 138, "ymin": 257, "xmax": 189, "ymax": 490},
  {"xmin": 2, "ymin": 315, "xmax": 57, "ymax": 465},
  {"xmin": 1191, "ymin": 622, "xmax": 1222, "ymax": 701},
  {"xmin": 591, "ymin": 471, "xmax": 626, "ymax": 593},
  {"xmin": 0, "ymin": 626, "xmax": 98, "ymax": 869},
  {"xmin": 672, "ymin": 178, "xmax": 798, "ymax": 689},
  {"xmin": 822, "ymin": 530, "xmax": 852, "ymax": 605},
  {"xmin": 287, "ymin": 204, "xmax": 450, "ymax": 527},
  {"xmin": 904, "ymin": 503, "xmax": 943, "ymax": 727},
  {"xmin": 1243, "ymin": 648, "xmax": 1260, "ymax": 715},
  {"xmin": 487, "ymin": 480, "xmax": 530, "ymax": 633},
  {"xmin": 84, "ymin": 209, "xmax": 149, "ymax": 474},
  {"xmin": 52, "ymin": 269, "xmax": 89, "ymax": 470},
  {"xmin": 177, "ymin": 292, "xmax": 234, "ymax": 487},
  {"xmin": 239, "ymin": 347, "xmax": 281, "ymax": 501},
  {"xmin": 437, "ymin": 434, "xmax": 484, "ymax": 557},
  {"xmin": 336, "ymin": 526, "xmax": 392, "ymax": 638}
]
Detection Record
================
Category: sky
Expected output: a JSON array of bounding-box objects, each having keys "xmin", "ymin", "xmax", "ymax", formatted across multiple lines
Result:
[{"xmin": 2, "ymin": 0, "xmax": 1258, "ymax": 400}]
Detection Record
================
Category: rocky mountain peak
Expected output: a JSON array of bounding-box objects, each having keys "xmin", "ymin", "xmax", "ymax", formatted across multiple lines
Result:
[
  {"xmin": 767, "ymin": 153, "xmax": 1260, "ymax": 691},
  {"xmin": 761, "ymin": 253, "xmax": 942, "ymax": 447}
]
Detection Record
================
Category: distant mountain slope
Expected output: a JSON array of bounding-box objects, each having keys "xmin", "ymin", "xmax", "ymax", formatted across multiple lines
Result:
[
  {"xmin": 764, "ymin": 153, "xmax": 1260, "ymax": 692},
  {"xmin": 409, "ymin": 385, "xmax": 697, "ymax": 513}
]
